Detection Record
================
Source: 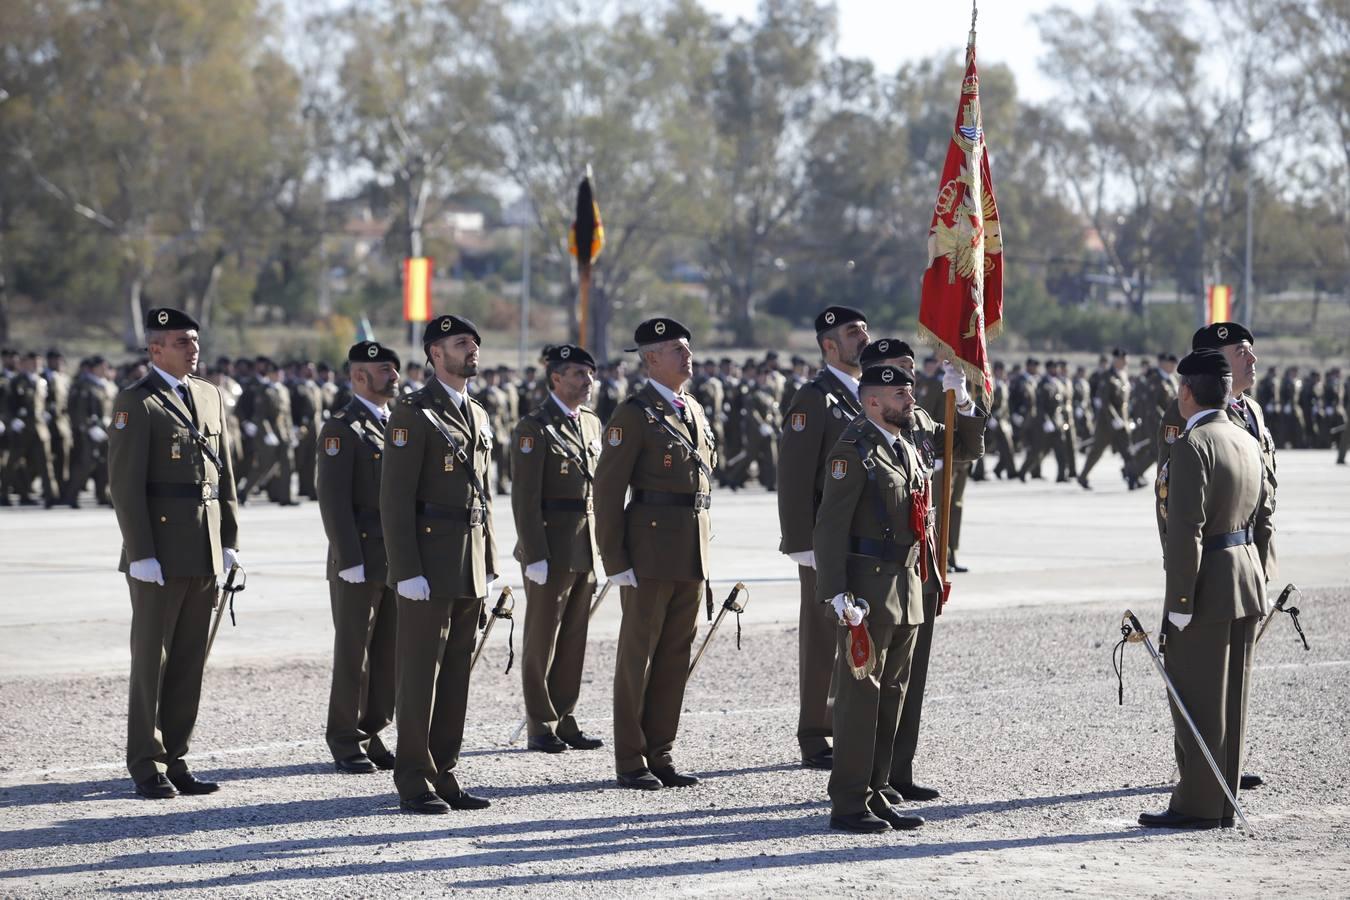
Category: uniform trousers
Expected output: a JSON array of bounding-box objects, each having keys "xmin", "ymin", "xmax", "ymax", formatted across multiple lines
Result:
[
  {"xmin": 521, "ymin": 568, "xmax": 595, "ymax": 739},
  {"xmin": 326, "ymin": 578, "xmax": 397, "ymax": 761}
]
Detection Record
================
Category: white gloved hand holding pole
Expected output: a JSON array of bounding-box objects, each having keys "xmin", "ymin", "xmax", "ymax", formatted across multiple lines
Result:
[
  {"xmin": 941, "ymin": 361, "xmax": 974, "ymax": 412},
  {"xmin": 524, "ymin": 560, "xmax": 548, "ymax": 585},
  {"xmin": 398, "ymin": 576, "xmax": 431, "ymax": 601},
  {"xmin": 129, "ymin": 558, "xmax": 165, "ymax": 586}
]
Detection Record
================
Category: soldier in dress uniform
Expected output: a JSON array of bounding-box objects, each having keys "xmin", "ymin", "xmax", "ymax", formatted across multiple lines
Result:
[
  {"xmin": 511, "ymin": 344, "xmax": 606, "ymax": 754},
  {"xmin": 1008, "ymin": 358, "xmax": 1039, "ymax": 472},
  {"xmin": 291, "ymin": 361, "xmax": 325, "ymax": 501},
  {"xmin": 985, "ymin": 360, "xmax": 1016, "ymax": 479},
  {"xmin": 1140, "ymin": 348, "xmax": 1270, "ymax": 830},
  {"xmin": 318, "ymin": 341, "xmax": 401, "ymax": 775},
  {"xmin": 5, "ymin": 351, "xmax": 58, "ymax": 506},
  {"xmin": 64, "ymin": 356, "xmax": 117, "ymax": 507},
  {"xmin": 381, "ymin": 314, "xmax": 498, "ymax": 814},
  {"xmin": 1079, "ymin": 348, "xmax": 1138, "ymax": 490},
  {"xmin": 1018, "ymin": 359, "xmax": 1066, "ymax": 482},
  {"xmin": 44, "ymin": 349, "xmax": 73, "ymax": 498},
  {"xmin": 107, "ymin": 307, "xmax": 240, "ymax": 799},
  {"xmin": 1278, "ymin": 366, "xmax": 1305, "ymax": 449},
  {"xmin": 594, "ymin": 317, "xmax": 715, "ymax": 791},
  {"xmin": 777, "ymin": 305, "xmax": 870, "ymax": 771},
  {"xmin": 242, "ymin": 358, "xmax": 296, "ymax": 505}
]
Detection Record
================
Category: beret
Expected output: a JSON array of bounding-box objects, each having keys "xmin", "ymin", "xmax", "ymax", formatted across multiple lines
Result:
[
  {"xmin": 859, "ymin": 364, "xmax": 915, "ymax": 387},
  {"xmin": 422, "ymin": 315, "xmax": 481, "ymax": 348},
  {"xmin": 814, "ymin": 305, "xmax": 867, "ymax": 334},
  {"xmin": 145, "ymin": 307, "xmax": 200, "ymax": 331},
  {"xmin": 860, "ymin": 338, "xmax": 915, "ymax": 367},
  {"xmin": 1177, "ymin": 347, "xmax": 1232, "ymax": 377},
  {"xmin": 625, "ymin": 317, "xmax": 691, "ymax": 351},
  {"xmin": 544, "ymin": 343, "xmax": 596, "ymax": 369},
  {"xmin": 1192, "ymin": 321, "xmax": 1254, "ymax": 350},
  {"xmin": 348, "ymin": 341, "xmax": 401, "ymax": 369}
]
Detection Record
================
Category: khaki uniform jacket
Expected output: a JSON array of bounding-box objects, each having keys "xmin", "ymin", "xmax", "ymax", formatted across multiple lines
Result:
[
  {"xmin": 291, "ymin": 380, "xmax": 324, "ymax": 437},
  {"xmin": 776, "ymin": 370, "xmax": 862, "ymax": 554},
  {"xmin": 593, "ymin": 383, "xmax": 715, "ymax": 582},
  {"xmin": 108, "ymin": 371, "xmax": 240, "ymax": 577},
  {"xmin": 813, "ymin": 418, "xmax": 926, "ymax": 629},
  {"xmin": 8, "ymin": 373, "xmax": 51, "ymax": 440},
  {"xmin": 255, "ymin": 381, "xmax": 293, "ymax": 442},
  {"xmin": 380, "ymin": 381, "xmax": 498, "ymax": 599},
  {"xmin": 317, "ymin": 397, "xmax": 389, "ymax": 584},
  {"xmin": 905, "ymin": 405, "xmax": 987, "ymax": 589},
  {"xmin": 1157, "ymin": 411, "xmax": 1268, "ymax": 624},
  {"xmin": 1096, "ymin": 369, "xmax": 1131, "ymax": 432},
  {"xmin": 510, "ymin": 398, "xmax": 602, "ymax": 574}
]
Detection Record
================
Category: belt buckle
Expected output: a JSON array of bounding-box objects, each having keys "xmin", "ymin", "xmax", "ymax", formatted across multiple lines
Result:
[
  {"xmin": 200, "ymin": 482, "xmax": 214, "ymax": 502},
  {"xmin": 469, "ymin": 506, "xmax": 485, "ymax": 526},
  {"xmin": 694, "ymin": 491, "xmax": 710, "ymax": 510}
]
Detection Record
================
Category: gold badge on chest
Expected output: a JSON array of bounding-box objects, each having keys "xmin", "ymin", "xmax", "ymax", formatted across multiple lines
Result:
[
  {"xmin": 444, "ymin": 452, "xmax": 455, "ymax": 472},
  {"xmin": 171, "ymin": 436, "xmax": 182, "ymax": 460}
]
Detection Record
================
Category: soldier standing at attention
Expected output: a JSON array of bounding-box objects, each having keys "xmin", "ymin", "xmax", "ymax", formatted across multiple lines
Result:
[
  {"xmin": 511, "ymin": 344, "xmax": 606, "ymax": 754},
  {"xmin": 813, "ymin": 365, "xmax": 929, "ymax": 834},
  {"xmin": 594, "ymin": 317, "xmax": 715, "ymax": 791},
  {"xmin": 6, "ymin": 351, "xmax": 58, "ymax": 506},
  {"xmin": 108, "ymin": 307, "xmax": 240, "ymax": 799},
  {"xmin": 1079, "ymin": 348, "xmax": 1137, "ymax": 490},
  {"xmin": 381, "ymin": 314, "xmax": 497, "ymax": 814},
  {"xmin": 318, "ymin": 341, "xmax": 401, "ymax": 775},
  {"xmin": 291, "ymin": 361, "xmax": 324, "ymax": 502},
  {"xmin": 777, "ymin": 305, "xmax": 869, "ymax": 771},
  {"xmin": 1139, "ymin": 348, "xmax": 1269, "ymax": 830}
]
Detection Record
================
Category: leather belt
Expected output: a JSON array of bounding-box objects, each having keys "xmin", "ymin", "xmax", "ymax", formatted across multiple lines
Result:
[
  {"xmin": 415, "ymin": 500, "xmax": 486, "ymax": 526},
  {"xmin": 147, "ymin": 481, "xmax": 219, "ymax": 502},
  {"xmin": 849, "ymin": 536, "xmax": 919, "ymax": 567},
  {"xmin": 541, "ymin": 498, "xmax": 592, "ymax": 513},
  {"xmin": 632, "ymin": 489, "xmax": 711, "ymax": 510},
  {"xmin": 1202, "ymin": 526, "xmax": 1253, "ymax": 553}
]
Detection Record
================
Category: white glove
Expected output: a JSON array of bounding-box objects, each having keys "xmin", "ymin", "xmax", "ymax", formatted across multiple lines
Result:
[
  {"xmin": 0, "ymin": 421, "xmax": 6, "ymax": 436},
  {"xmin": 338, "ymin": 564, "xmax": 365, "ymax": 583},
  {"xmin": 242, "ymin": 421, "xmax": 259, "ymax": 437},
  {"xmin": 263, "ymin": 432, "xmax": 280, "ymax": 447},
  {"xmin": 486, "ymin": 572, "xmax": 499, "ymax": 588},
  {"xmin": 10, "ymin": 418, "xmax": 24, "ymax": 434},
  {"xmin": 941, "ymin": 361, "xmax": 972, "ymax": 408},
  {"xmin": 1168, "ymin": 611, "xmax": 1193, "ymax": 632},
  {"xmin": 1012, "ymin": 414, "xmax": 1024, "ymax": 427},
  {"xmin": 610, "ymin": 568, "xmax": 638, "ymax": 587},
  {"xmin": 222, "ymin": 548, "xmax": 241, "ymax": 572},
  {"xmin": 788, "ymin": 550, "xmax": 816, "ymax": 569},
  {"xmin": 1111, "ymin": 416, "xmax": 1125, "ymax": 431},
  {"xmin": 43, "ymin": 412, "xmax": 52, "ymax": 423},
  {"xmin": 524, "ymin": 560, "xmax": 548, "ymax": 585},
  {"xmin": 759, "ymin": 422, "xmax": 773, "ymax": 438},
  {"xmin": 830, "ymin": 593, "xmax": 864, "ymax": 626},
  {"xmin": 89, "ymin": 425, "xmax": 108, "ymax": 442},
  {"xmin": 289, "ymin": 435, "xmax": 300, "ymax": 448},
  {"xmin": 1042, "ymin": 419, "xmax": 1056, "ymax": 433},
  {"xmin": 129, "ymin": 558, "xmax": 165, "ymax": 585},
  {"xmin": 398, "ymin": 576, "xmax": 431, "ymax": 600},
  {"xmin": 1093, "ymin": 397, "xmax": 1102, "ymax": 409},
  {"xmin": 986, "ymin": 417, "xmax": 998, "ymax": 430}
]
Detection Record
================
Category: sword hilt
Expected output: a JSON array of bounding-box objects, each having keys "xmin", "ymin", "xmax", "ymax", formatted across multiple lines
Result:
[{"xmin": 1123, "ymin": 610, "xmax": 1147, "ymax": 643}]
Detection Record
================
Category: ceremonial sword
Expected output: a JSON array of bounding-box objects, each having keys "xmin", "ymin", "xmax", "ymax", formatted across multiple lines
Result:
[
  {"xmin": 1254, "ymin": 583, "xmax": 1308, "ymax": 650},
  {"xmin": 469, "ymin": 586, "xmax": 515, "ymax": 676},
  {"xmin": 688, "ymin": 582, "xmax": 749, "ymax": 679},
  {"xmin": 204, "ymin": 564, "xmax": 246, "ymax": 664}
]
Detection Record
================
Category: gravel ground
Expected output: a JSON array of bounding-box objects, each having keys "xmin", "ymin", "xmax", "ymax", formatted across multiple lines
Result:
[{"xmin": 2, "ymin": 587, "xmax": 1347, "ymax": 898}]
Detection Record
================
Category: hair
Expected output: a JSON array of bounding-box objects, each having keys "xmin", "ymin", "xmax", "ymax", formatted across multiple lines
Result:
[
  {"xmin": 1180, "ymin": 373, "xmax": 1232, "ymax": 407},
  {"xmin": 816, "ymin": 324, "xmax": 844, "ymax": 355}
]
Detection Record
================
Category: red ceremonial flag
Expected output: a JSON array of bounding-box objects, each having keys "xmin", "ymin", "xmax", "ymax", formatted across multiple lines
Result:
[{"xmin": 918, "ymin": 31, "xmax": 1003, "ymax": 396}]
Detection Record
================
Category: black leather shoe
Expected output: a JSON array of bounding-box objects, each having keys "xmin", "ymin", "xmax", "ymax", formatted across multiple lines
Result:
[
  {"xmin": 829, "ymin": 811, "xmax": 889, "ymax": 833},
  {"xmin": 891, "ymin": 781, "xmax": 940, "ymax": 802},
  {"xmin": 1138, "ymin": 808, "xmax": 1223, "ymax": 830},
  {"xmin": 617, "ymin": 768, "xmax": 663, "ymax": 790},
  {"xmin": 444, "ymin": 790, "xmax": 491, "ymax": 811},
  {"xmin": 560, "ymin": 731, "xmax": 604, "ymax": 750},
  {"xmin": 368, "ymin": 749, "xmax": 396, "ymax": 771},
  {"xmin": 802, "ymin": 749, "xmax": 833, "ymax": 771},
  {"xmin": 878, "ymin": 786, "xmax": 903, "ymax": 805},
  {"xmin": 947, "ymin": 561, "xmax": 969, "ymax": 574},
  {"xmin": 134, "ymin": 773, "xmax": 179, "ymax": 800},
  {"xmin": 528, "ymin": 733, "xmax": 569, "ymax": 754},
  {"xmin": 400, "ymin": 791, "xmax": 451, "ymax": 814},
  {"xmin": 650, "ymin": 765, "xmax": 700, "ymax": 788},
  {"xmin": 335, "ymin": 753, "xmax": 377, "ymax": 774},
  {"xmin": 1077, "ymin": 476, "xmax": 1091, "ymax": 490},
  {"xmin": 1240, "ymin": 773, "xmax": 1264, "ymax": 790},
  {"xmin": 168, "ymin": 772, "xmax": 219, "ymax": 795},
  {"xmin": 869, "ymin": 800, "xmax": 924, "ymax": 831}
]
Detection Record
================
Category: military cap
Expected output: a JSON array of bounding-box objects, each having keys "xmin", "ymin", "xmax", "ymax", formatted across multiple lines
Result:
[
  {"xmin": 45, "ymin": 348, "xmax": 63, "ymax": 359},
  {"xmin": 814, "ymin": 305, "xmax": 867, "ymax": 334},
  {"xmin": 1191, "ymin": 321, "xmax": 1254, "ymax": 350},
  {"xmin": 544, "ymin": 343, "xmax": 596, "ymax": 370},
  {"xmin": 21, "ymin": 350, "xmax": 39, "ymax": 361},
  {"xmin": 1026, "ymin": 357, "xmax": 1040, "ymax": 366},
  {"xmin": 145, "ymin": 307, "xmax": 200, "ymax": 331},
  {"xmin": 1177, "ymin": 348, "xmax": 1232, "ymax": 377},
  {"xmin": 348, "ymin": 341, "xmax": 401, "ymax": 370},
  {"xmin": 860, "ymin": 338, "xmax": 915, "ymax": 367},
  {"xmin": 790, "ymin": 355, "xmax": 807, "ymax": 366},
  {"xmin": 422, "ymin": 314, "xmax": 481, "ymax": 348},
  {"xmin": 625, "ymin": 317, "xmax": 691, "ymax": 351},
  {"xmin": 859, "ymin": 364, "xmax": 914, "ymax": 387},
  {"xmin": 1111, "ymin": 347, "xmax": 1128, "ymax": 358},
  {"xmin": 1166, "ymin": 353, "xmax": 1178, "ymax": 363}
]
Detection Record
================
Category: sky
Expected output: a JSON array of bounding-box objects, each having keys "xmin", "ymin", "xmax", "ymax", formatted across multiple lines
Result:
[{"xmin": 703, "ymin": 0, "xmax": 1098, "ymax": 102}]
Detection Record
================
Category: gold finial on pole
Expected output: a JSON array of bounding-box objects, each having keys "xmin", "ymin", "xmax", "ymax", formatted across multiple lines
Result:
[{"xmin": 969, "ymin": 0, "xmax": 978, "ymax": 46}]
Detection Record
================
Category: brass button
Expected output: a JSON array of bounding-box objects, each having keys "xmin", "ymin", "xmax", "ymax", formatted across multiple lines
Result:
[
  {"xmin": 425, "ymin": 526, "xmax": 432, "ymax": 534},
  {"xmin": 360, "ymin": 532, "xmax": 367, "ymax": 539},
  {"xmin": 159, "ymin": 516, "xmax": 167, "ymax": 523},
  {"xmin": 374, "ymin": 453, "xmax": 381, "ymax": 459},
  {"xmin": 875, "ymin": 566, "xmax": 881, "ymax": 573},
  {"xmin": 650, "ymin": 521, "xmax": 657, "ymax": 527},
  {"xmin": 1179, "ymin": 596, "xmax": 1188, "ymax": 604}
]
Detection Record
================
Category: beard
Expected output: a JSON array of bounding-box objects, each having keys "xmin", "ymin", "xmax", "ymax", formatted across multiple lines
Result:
[{"xmin": 882, "ymin": 406, "xmax": 914, "ymax": 430}]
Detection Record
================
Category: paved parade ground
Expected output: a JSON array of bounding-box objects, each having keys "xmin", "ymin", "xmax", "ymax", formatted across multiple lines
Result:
[{"xmin": 1, "ymin": 452, "xmax": 1348, "ymax": 897}]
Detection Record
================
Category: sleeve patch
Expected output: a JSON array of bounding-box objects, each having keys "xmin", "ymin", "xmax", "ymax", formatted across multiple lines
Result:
[
  {"xmin": 114, "ymin": 411, "xmax": 129, "ymax": 430},
  {"xmin": 830, "ymin": 458, "xmax": 848, "ymax": 479},
  {"xmin": 324, "ymin": 437, "xmax": 341, "ymax": 456},
  {"xmin": 519, "ymin": 435, "xmax": 534, "ymax": 453},
  {"xmin": 392, "ymin": 427, "xmax": 408, "ymax": 447},
  {"xmin": 790, "ymin": 412, "xmax": 807, "ymax": 431},
  {"xmin": 607, "ymin": 426, "xmax": 623, "ymax": 446}
]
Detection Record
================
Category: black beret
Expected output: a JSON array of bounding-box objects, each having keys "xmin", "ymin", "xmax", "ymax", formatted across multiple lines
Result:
[
  {"xmin": 859, "ymin": 364, "xmax": 914, "ymax": 388},
  {"xmin": 1026, "ymin": 357, "xmax": 1040, "ymax": 366},
  {"xmin": 422, "ymin": 314, "xmax": 481, "ymax": 348},
  {"xmin": 46, "ymin": 348, "xmax": 63, "ymax": 358},
  {"xmin": 1177, "ymin": 348, "xmax": 1232, "ymax": 377},
  {"xmin": 348, "ymin": 341, "xmax": 401, "ymax": 370},
  {"xmin": 1167, "ymin": 354, "xmax": 1178, "ymax": 363},
  {"xmin": 814, "ymin": 305, "xmax": 867, "ymax": 334},
  {"xmin": 860, "ymin": 338, "xmax": 915, "ymax": 367},
  {"xmin": 1191, "ymin": 321, "xmax": 1253, "ymax": 350},
  {"xmin": 145, "ymin": 307, "xmax": 200, "ymax": 331},
  {"xmin": 1111, "ymin": 347, "xmax": 1127, "ymax": 358},
  {"xmin": 719, "ymin": 357, "xmax": 733, "ymax": 366},
  {"xmin": 790, "ymin": 356, "xmax": 807, "ymax": 366},
  {"xmin": 544, "ymin": 344, "xmax": 596, "ymax": 370},
  {"xmin": 625, "ymin": 317, "xmax": 691, "ymax": 351}
]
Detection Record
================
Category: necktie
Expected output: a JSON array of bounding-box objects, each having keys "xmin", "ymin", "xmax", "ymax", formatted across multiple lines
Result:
[
  {"xmin": 176, "ymin": 384, "xmax": 197, "ymax": 424},
  {"xmin": 673, "ymin": 397, "xmax": 689, "ymax": 425}
]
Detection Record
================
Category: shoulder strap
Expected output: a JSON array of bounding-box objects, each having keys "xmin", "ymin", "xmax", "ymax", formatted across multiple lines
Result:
[
  {"xmin": 815, "ymin": 372, "xmax": 861, "ymax": 418},
  {"xmin": 529, "ymin": 409, "xmax": 593, "ymax": 483},
  {"xmin": 419, "ymin": 406, "xmax": 487, "ymax": 504},
  {"xmin": 632, "ymin": 395, "xmax": 713, "ymax": 478},
  {"xmin": 143, "ymin": 385, "xmax": 224, "ymax": 475}
]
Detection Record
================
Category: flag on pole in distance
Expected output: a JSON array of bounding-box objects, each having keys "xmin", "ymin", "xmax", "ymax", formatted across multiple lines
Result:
[
  {"xmin": 569, "ymin": 175, "xmax": 603, "ymax": 265},
  {"xmin": 1207, "ymin": 284, "xmax": 1231, "ymax": 324},
  {"xmin": 917, "ymin": 36, "xmax": 1003, "ymax": 396},
  {"xmin": 403, "ymin": 257, "xmax": 432, "ymax": 323}
]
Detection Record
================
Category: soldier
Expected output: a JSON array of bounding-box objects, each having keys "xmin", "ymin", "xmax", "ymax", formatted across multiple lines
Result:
[
  {"xmin": 1278, "ymin": 366, "xmax": 1305, "ymax": 448},
  {"xmin": 724, "ymin": 364, "xmax": 780, "ymax": 490},
  {"xmin": 1300, "ymin": 370, "xmax": 1322, "ymax": 448},
  {"xmin": 64, "ymin": 356, "xmax": 117, "ymax": 507},
  {"xmin": 1008, "ymin": 357, "xmax": 1039, "ymax": 467},
  {"xmin": 1255, "ymin": 365, "xmax": 1279, "ymax": 441},
  {"xmin": 107, "ymin": 307, "xmax": 240, "ymax": 799},
  {"xmin": 242, "ymin": 358, "xmax": 296, "ymax": 505},
  {"xmin": 692, "ymin": 359, "xmax": 726, "ymax": 476},
  {"xmin": 318, "ymin": 342, "xmax": 401, "ymax": 775},
  {"xmin": 6, "ymin": 351, "xmax": 58, "ymax": 506},
  {"xmin": 1072, "ymin": 364, "xmax": 1095, "ymax": 445},
  {"xmin": 916, "ymin": 355, "xmax": 975, "ymax": 571},
  {"xmin": 291, "ymin": 361, "xmax": 324, "ymax": 501},
  {"xmin": 1053, "ymin": 360, "xmax": 1079, "ymax": 482},
  {"xmin": 1078, "ymin": 348, "xmax": 1138, "ymax": 490},
  {"xmin": 381, "ymin": 314, "xmax": 497, "ymax": 814},
  {"xmin": 1017, "ymin": 359, "xmax": 1066, "ymax": 482},
  {"xmin": 473, "ymin": 367, "xmax": 512, "ymax": 496},
  {"xmin": 1140, "ymin": 348, "xmax": 1269, "ymax": 830},
  {"xmin": 777, "ymin": 305, "xmax": 869, "ymax": 771},
  {"xmin": 0, "ymin": 349, "xmax": 12, "ymax": 504},
  {"xmin": 985, "ymin": 360, "xmax": 1016, "ymax": 479},
  {"xmin": 511, "ymin": 344, "xmax": 606, "ymax": 754},
  {"xmin": 1131, "ymin": 354, "xmax": 1178, "ymax": 481},
  {"xmin": 44, "ymin": 349, "xmax": 73, "ymax": 498},
  {"xmin": 594, "ymin": 317, "xmax": 715, "ymax": 791},
  {"xmin": 1318, "ymin": 367, "xmax": 1342, "ymax": 451},
  {"xmin": 812, "ymin": 365, "xmax": 933, "ymax": 833},
  {"xmin": 861, "ymin": 341, "xmax": 985, "ymax": 803}
]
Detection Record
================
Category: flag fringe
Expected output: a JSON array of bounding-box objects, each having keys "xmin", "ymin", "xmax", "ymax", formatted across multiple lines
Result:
[{"xmin": 918, "ymin": 322, "xmax": 991, "ymax": 401}]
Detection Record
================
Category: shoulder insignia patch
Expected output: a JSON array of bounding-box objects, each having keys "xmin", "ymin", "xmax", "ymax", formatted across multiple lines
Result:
[
  {"xmin": 392, "ymin": 427, "xmax": 408, "ymax": 447},
  {"xmin": 607, "ymin": 426, "xmax": 623, "ymax": 447},
  {"xmin": 1164, "ymin": 424, "xmax": 1179, "ymax": 444},
  {"xmin": 324, "ymin": 437, "xmax": 341, "ymax": 456},
  {"xmin": 790, "ymin": 412, "xmax": 807, "ymax": 432},
  {"xmin": 519, "ymin": 435, "xmax": 534, "ymax": 454},
  {"xmin": 830, "ymin": 458, "xmax": 848, "ymax": 480},
  {"xmin": 114, "ymin": 411, "xmax": 129, "ymax": 430}
]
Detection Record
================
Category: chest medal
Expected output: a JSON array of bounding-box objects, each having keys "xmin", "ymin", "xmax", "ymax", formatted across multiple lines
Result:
[{"xmin": 444, "ymin": 452, "xmax": 455, "ymax": 473}]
